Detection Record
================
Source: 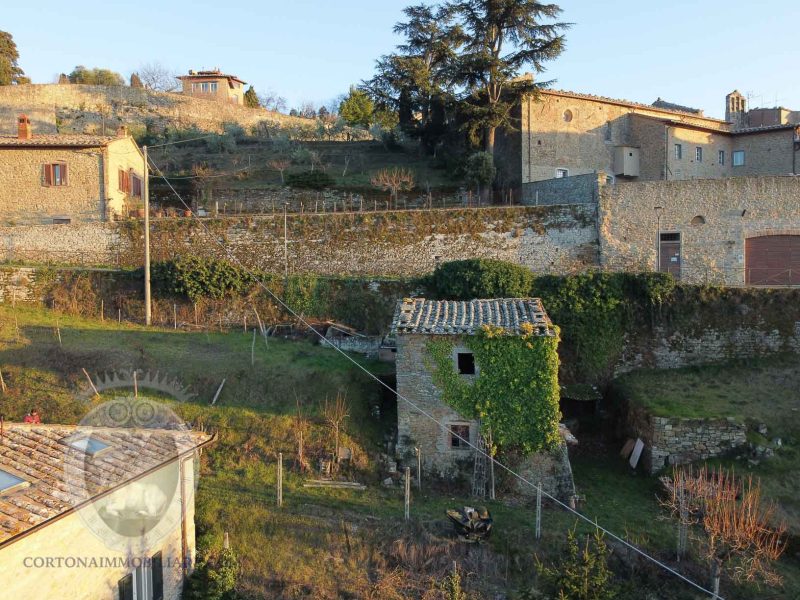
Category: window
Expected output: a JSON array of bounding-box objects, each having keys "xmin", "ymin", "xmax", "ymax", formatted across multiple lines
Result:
[
  {"xmin": 118, "ymin": 169, "xmax": 130, "ymax": 193},
  {"xmin": 0, "ymin": 470, "xmax": 28, "ymax": 495},
  {"xmin": 449, "ymin": 424, "xmax": 470, "ymax": 448},
  {"xmin": 118, "ymin": 574, "xmax": 134, "ymax": 600},
  {"xmin": 674, "ymin": 144, "xmax": 682, "ymax": 160},
  {"xmin": 151, "ymin": 552, "xmax": 164, "ymax": 600},
  {"xmin": 456, "ymin": 352, "xmax": 475, "ymax": 375},
  {"xmin": 562, "ymin": 109, "xmax": 573, "ymax": 122},
  {"xmin": 131, "ymin": 174, "xmax": 143, "ymax": 198},
  {"xmin": 43, "ymin": 163, "xmax": 68, "ymax": 186},
  {"xmin": 65, "ymin": 436, "xmax": 110, "ymax": 456},
  {"xmin": 555, "ymin": 168, "xmax": 569, "ymax": 179},
  {"xmin": 210, "ymin": 82, "xmax": 218, "ymax": 92},
  {"xmin": 718, "ymin": 150, "xmax": 725, "ymax": 166},
  {"xmin": 695, "ymin": 147, "xmax": 703, "ymax": 162},
  {"xmin": 733, "ymin": 150, "xmax": 745, "ymax": 166},
  {"xmin": 660, "ymin": 232, "xmax": 680, "ymax": 242}
]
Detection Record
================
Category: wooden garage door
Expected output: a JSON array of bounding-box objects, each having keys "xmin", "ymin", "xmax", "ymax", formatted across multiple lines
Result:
[{"xmin": 745, "ymin": 235, "xmax": 800, "ymax": 286}]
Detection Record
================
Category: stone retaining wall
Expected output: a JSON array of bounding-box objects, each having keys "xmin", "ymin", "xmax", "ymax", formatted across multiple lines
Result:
[
  {"xmin": 513, "ymin": 444, "xmax": 576, "ymax": 500},
  {"xmin": 627, "ymin": 404, "xmax": 747, "ymax": 474}
]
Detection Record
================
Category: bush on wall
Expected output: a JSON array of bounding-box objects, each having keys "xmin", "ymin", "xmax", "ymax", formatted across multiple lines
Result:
[
  {"xmin": 150, "ymin": 257, "xmax": 257, "ymax": 302},
  {"xmin": 427, "ymin": 258, "xmax": 535, "ymax": 300}
]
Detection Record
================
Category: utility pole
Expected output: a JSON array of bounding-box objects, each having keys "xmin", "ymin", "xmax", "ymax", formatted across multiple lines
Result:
[{"xmin": 143, "ymin": 145, "xmax": 152, "ymax": 326}]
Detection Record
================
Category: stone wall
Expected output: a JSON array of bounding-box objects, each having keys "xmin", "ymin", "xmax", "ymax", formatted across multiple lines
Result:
[
  {"xmin": 0, "ymin": 267, "xmax": 38, "ymax": 302},
  {"xmin": 513, "ymin": 444, "xmax": 576, "ymax": 500},
  {"xmin": 618, "ymin": 321, "xmax": 800, "ymax": 373},
  {"xmin": 522, "ymin": 172, "xmax": 605, "ymax": 205},
  {"xmin": 627, "ymin": 404, "xmax": 747, "ymax": 474},
  {"xmin": 0, "ymin": 222, "xmax": 120, "ymax": 265},
  {"xmin": 395, "ymin": 333, "xmax": 481, "ymax": 475},
  {"xmin": 599, "ymin": 176, "xmax": 800, "ymax": 285}
]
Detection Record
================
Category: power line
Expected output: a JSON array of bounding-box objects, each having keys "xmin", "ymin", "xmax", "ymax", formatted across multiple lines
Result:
[
  {"xmin": 147, "ymin": 154, "xmax": 724, "ymax": 599},
  {"xmin": 147, "ymin": 134, "xmax": 220, "ymax": 148}
]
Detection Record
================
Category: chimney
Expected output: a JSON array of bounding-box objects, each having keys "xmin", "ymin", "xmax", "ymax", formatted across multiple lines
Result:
[
  {"xmin": 117, "ymin": 125, "xmax": 128, "ymax": 138},
  {"xmin": 17, "ymin": 114, "xmax": 32, "ymax": 140}
]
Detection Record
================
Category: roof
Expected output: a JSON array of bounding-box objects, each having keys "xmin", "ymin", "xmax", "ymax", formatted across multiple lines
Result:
[
  {"xmin": 652, "ymin": 97, "xmax": 704, "ymax": 115},
  {"xmin": 391, "ymin": 298, "xmax": 556, "ymax": 336},
  {"xmin": 731, "ymin": 123, "xmax": 800, "ymax": 135},
  {"xmin": 0, "ymin": 134, "xmax": 119, "ymax": 148},
  {"xmin": 0, "ymin": 423, "xmax": 212, "ymax": 546},
  {"xmin": 177, "ymin": 70, "xmax": 247, "ymax": 86},
  {"xmin": 629, "ymin": 112, "xmax": 799, "ymax": 136},
  {"xmin": 540, "ymin": 89, "xmax": 727, "ymax": 124}
]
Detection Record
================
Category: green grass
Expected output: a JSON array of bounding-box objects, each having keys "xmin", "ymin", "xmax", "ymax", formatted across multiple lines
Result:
[{"xmin": 2, "ymin": 305, "xmax": 798, "ymax": 598}]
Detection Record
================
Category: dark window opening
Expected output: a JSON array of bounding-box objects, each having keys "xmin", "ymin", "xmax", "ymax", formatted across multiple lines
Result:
[
  {"xmin": 152, "ymin": 551, "xmax": 164, "ymax": 600},
  {"xmin": 660, "ymin": 232, "xmax": 680, "ymax": 242},
  {"xmin": 450, "ymin": 425, "xmax": 470, "ymax": 448},
  {"xmin": 457, "ymin": 352, "xmax": 475, "ymax": 375},
  {"xmin": 118, "ymin": 574, "xmax": 133, "ymax": 600}
]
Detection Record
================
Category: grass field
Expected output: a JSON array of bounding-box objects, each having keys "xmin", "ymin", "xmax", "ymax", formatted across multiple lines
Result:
[{"xmin": 1, "ymin": 305, "xmax": 797, "ymax": 599}]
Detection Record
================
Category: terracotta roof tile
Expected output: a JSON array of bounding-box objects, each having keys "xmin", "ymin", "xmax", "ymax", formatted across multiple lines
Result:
[
  {"xmin": 390, "ymin": 298, "xmax": 556, "ymax": 336},
  {"xmin": 0, "ymin": 134, "xmax": 118, "ymax": 148},
  {"xmin": 0, "ymin": 424, "xmax": 212, "ymax": 544}
]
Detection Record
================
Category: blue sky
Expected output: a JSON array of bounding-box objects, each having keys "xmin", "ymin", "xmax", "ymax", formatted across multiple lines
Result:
[{"xmin": 6, "ymin": 0, "xmax": 799, "ymax": 118}]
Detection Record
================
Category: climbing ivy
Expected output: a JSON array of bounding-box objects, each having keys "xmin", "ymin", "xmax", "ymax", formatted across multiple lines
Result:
[{"xmin": 425, "ymin": 323, "xmax": 561, "ymax": 454}]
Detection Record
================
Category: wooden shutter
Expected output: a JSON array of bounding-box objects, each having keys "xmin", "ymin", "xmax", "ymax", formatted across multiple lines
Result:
[
  {"xmin": 60, "ymin": 163, "xmax": 68, "ymax": 185},
  {"xmin": 118, "ymin": 169, "xmax": 125, "ymax": 192},
  {"xmin": 43, "ymin": 164, "xmax": 53, "ymax": 186}
]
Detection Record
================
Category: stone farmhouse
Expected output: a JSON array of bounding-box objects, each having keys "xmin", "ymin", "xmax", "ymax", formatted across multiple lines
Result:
[
  {"xmin": 0, "ymin": 115, "xmax": 145, "ymax": 225},
  {"xmin": 177, "ymin": 69, "xmax": 247, "ymax": 105},
  {"xmin": 0, "ymin": 422, "xmax": 212, "ymax": 600},
  {"xmin": 390, "ymin": 297, "xmax": 575, "ymax": 498},
  {"xmin": 500, "ymin": 87, "xmax": 800, "ymax": 194}
]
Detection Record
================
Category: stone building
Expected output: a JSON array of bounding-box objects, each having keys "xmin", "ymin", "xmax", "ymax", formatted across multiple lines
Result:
[
  {"xmin": 0, "ymin": 422, "xmax": 213, "ymax": 600},
  {"xmin": 176, "ymin": 69, "xmax": 247, "ymax": 105},
  {"xmin": 390, "ymin": 297, "xmax": 575, "ymax": 498},
  {"xmin": 0, "ymin": 115, "xmax": 145, "ymax": 225},
  {"xmin": 503, "ymin": 87, "xmax": 800, "ymax": 197}
]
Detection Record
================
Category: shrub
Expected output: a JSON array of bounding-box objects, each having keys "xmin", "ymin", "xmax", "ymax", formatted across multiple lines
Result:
[
  {"xmin": 428, "ymin": 259, "xmax": 535, "ymax": 300},
  {"xmin": 285, "ymin": 170, "xmax": 335, "ymax": 190},
  {"xmin": 151, "ymin": 257, "xmax": 256, "ymax": 301}
]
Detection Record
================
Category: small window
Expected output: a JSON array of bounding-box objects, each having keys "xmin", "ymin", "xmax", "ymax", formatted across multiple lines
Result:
[
  {"xmin": 201, "ymin": 82, "xmax": 210, "ymax": 93},
  {"xmin": 562, "ymin": 109, "xmax": 573, "ymax": 122},
  {"xmin": 733, "ymin": 150, "xmax": 745, "ymax": 166},
  {"xmin": 718, "ymin": 150, "xmax": 725, "ymax": 166},
  {"xmin": 210, "ymin": 82, "xmax": 218, "ymax": 92},
  {"xmin": 43, "ymin": 163, "xmax": 68, "ymax": 186},
  {"xmin": 660, "ymin": 232, "xmax": 681, "ymax": 242},
  {"xmin": 152, "ymin": 551, "xmax": 164, "ymax": 600},
  {"xmin": 131, "ymin": 174, "xmax": 143, "ymax": 198},
  {"xmin": 674, "ymin": 144, "xmax": 682, "ymax": 160},
  {"xmin": 691, "ymin": 215, "xmax": 706, "ymax": 225},
  {"xmin": 66, "ymin": 436, "xmax": 110, "ymax": 456},
  {"xmin": 555, "ymin": 168, "xmax": 569, "ymax": 179},
  {"xmin": 118, "ymin": 574, "xmax": 134, "ymax": 600},
  {"xmin": 456, "ymin": 352, "xmax": 475, "ymax": 375},
  {"xmin": 449, "ymin": 425, "xmax": 470, "ymax": 448},
  {"xmin": 0, "ymin": 470, "xmax": 28, "ymax": 495},
  {"xmin": 52, "ymin": 217, "xmax": 72, "ymax": 225},
  {"xmin": 695, "ymin": 147, "xmax": 703, "ymax": 162},
  {"xmin": 604, "ymin": 122, "xmax": 612, "ymax": 141}
]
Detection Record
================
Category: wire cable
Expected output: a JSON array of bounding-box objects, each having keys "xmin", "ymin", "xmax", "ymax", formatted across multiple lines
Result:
[{"xmin": 147, "ymin": 154, "xmax": 723, "ymax": 599}]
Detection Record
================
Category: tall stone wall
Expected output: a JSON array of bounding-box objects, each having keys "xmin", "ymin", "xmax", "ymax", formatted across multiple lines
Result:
[
  {"xmin": 522, "ymin": 172, "xmax": 605, "ymax": 205},
  {"xmin": 0, "ymin": 222, "xmax": 120, "ymax": 265},
  {"xmin": 599, "ymin": 176, "xmax": 800, "ymax": 285}
]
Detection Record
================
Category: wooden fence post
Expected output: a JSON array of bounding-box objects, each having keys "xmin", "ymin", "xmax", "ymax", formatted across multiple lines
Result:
[
  {"xmin": 277, "ymin": 452, "xmax": 284, "ymax": 508},
  {"xmin": 404, "ymin": 467, "xmax": 411, "ymax": 520},
  {"xmin": 535, "ymin": 483, "xmax": 542, "ymax": 540}
]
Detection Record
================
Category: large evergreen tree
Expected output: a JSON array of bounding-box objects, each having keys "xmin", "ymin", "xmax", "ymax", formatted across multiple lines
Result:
[
  {"xmin": 364, "ymin": 4, "xmax": 464, "ymax": 153},
  {"xmin": 244, "ymin": 85, "xmax": 260, "ymax": 108},
  {"xmin": 338, "ymin": 87, "xmax": 374, "ymax": 128},
  {"xmin": 450, "ymin": 0, "xmax": 569, "ymax": 155},
  {"xmin": 0, "ymin": 31, "xmax": 29, "ymax": 85}
]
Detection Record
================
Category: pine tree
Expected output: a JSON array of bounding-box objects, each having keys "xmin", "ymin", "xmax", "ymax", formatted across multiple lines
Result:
[
  {"xmin": 338, "ymin": 86, "xmax": 374, "ymax": 128},
  {"xmin": 244, "ymin": 86, "xmax": 260, "ymax": 108},
  {"xmin": 0, "ymin": 30, "xmax": 29, "ymax": 85}
]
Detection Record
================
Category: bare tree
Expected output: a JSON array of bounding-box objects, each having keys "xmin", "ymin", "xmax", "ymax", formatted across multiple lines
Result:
[
  {"xmin": 267, "ymin": 159, "xmax": 291, "ymax": 184},
  {"xmin": 321, "ymin": 391, "xmax": 350, "ymax": 464},
  {"xmin": 371, "ymin": 168, "xmax": 415, "ymax": 209},
  {"xmin": 138, "ymin": 62, "xmax": 179, "ymax": 92},
  {"xmin": 258, "ymin": 90, "xmax": 288, "ymax": 113},
  {"xmin": 661, "ymin": 466, "xmax": 787, "ymax": 596}
]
